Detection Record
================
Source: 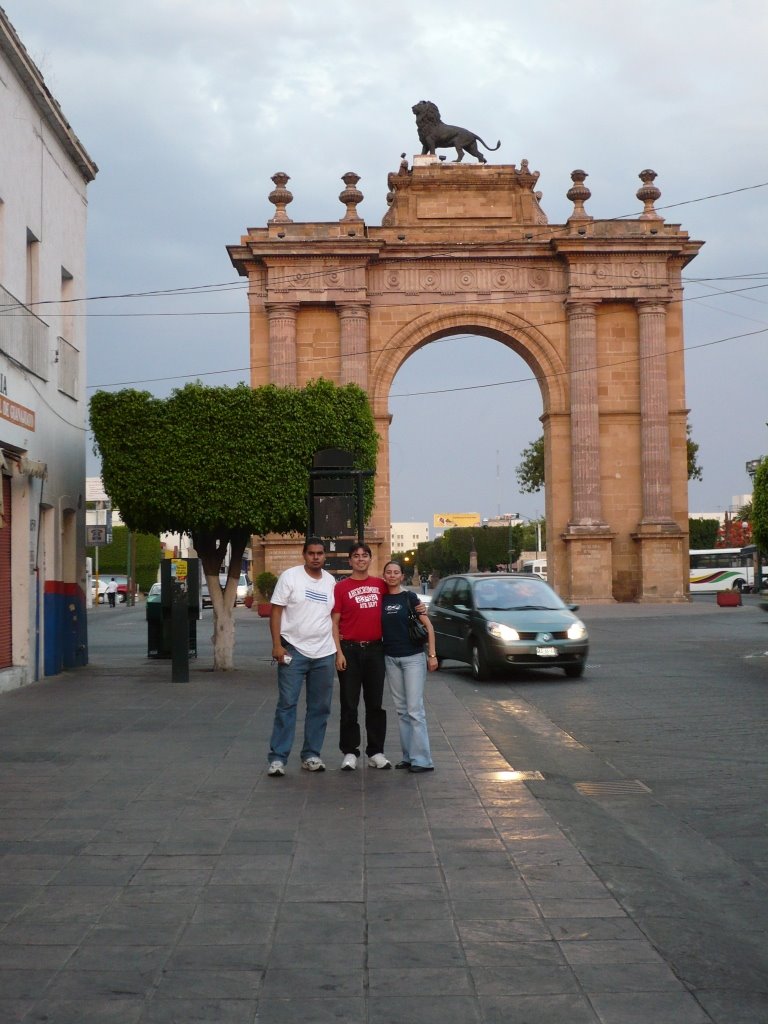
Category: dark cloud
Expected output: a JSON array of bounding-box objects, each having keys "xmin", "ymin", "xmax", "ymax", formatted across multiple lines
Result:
[{"xmin": 5, "ymin": 0, "xmax": 767, "ymax": 516}]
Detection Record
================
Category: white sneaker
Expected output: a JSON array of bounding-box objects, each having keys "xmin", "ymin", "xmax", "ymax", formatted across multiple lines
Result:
[
  {"xmin": 301, "ymin": 757, "xmax": 326, "ymax": 772},
  {"xmin": 267, "ymin": 760, "xmax": 285, "ymax": 777},
  {"xmin": 367, "ymin": 753, "xmax": 392, "ymax": 769},
  {"xmin": 341, "ymin": 753, "xmax": 357, "ymax": 771}
]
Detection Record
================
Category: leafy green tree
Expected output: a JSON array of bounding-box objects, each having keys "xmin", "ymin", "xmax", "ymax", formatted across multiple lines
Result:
[
  {"xmin": 688, "ymin": 517, "xmax": 719, "ymax": 550},
  {"xmin": 87, "ymin": 525, "xmax": 161, "ymax": 595},
  {"xmin": 686, "ymin": 424, "xmax": 703, "ymax": 482},
  {"xmin": 90, "ymin": 380, "xmax": 377, "ymax": 669},
  {"xmin": 517, "ymin": 423, "xmax": 702, "ymax": 495},
  {"xmin": 515, "ymin": 436, "xmax": 545, "ymax": 494},
  {"xmin": 753, "ymin": 459, "xmax": 768, "ymax": 555},
  {"xmin": 390, "ymin": 549, "xmax": 418, "ymax": 581},
  {"xmin": 415, "ymin": 527, "xmax": 519, "ymax": 575}
]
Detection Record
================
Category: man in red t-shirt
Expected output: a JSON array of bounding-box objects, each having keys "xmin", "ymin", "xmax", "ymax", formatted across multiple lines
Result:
[{"xmin": 332, "ymin": 542, "xmax": 390, "ymax": 771}]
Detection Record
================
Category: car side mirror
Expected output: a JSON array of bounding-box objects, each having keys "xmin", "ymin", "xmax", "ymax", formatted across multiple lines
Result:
[
  {"xmin": 454, "ymin": 603, "xmax": 470, "ymax": 612},
  {"xmin": 568, "ymin": 603, "xmax": 580, "ymax": 612}
]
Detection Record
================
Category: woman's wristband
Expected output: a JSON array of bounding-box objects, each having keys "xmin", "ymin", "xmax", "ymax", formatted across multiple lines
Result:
[{"xmin": 428, "ymin": 653, "xmax": 436, "ymax": 658}]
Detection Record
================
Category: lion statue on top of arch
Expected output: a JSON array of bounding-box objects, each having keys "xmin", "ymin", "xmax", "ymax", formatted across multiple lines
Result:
[{"xmin": 412, "ymin": 100, "xmax": 501, "ymax": 163}]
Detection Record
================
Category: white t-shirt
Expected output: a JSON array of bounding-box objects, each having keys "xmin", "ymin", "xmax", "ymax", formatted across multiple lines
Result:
[{"xmin": 271, "ymin": 565, "xmax": 336, "ymax": 659}]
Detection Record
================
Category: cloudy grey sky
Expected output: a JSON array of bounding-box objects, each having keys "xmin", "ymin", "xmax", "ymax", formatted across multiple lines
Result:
[{"xmin": 7, "ymin": 0, "xmax": 768, "ymax": 526}]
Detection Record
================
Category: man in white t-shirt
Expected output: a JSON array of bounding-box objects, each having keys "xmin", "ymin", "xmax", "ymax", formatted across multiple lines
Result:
[{"xmin": 267, "ymin": 537, "xmax": 337, "ymax": 776}]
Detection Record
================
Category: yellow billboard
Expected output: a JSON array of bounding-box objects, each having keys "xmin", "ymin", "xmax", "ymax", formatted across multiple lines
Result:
[{"xmin": 433, "ymin": 513, "xmax": 481, "ymax": 529}]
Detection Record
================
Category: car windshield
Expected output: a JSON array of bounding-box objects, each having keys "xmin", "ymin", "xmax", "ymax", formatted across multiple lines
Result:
[{"xmin": 473, "ymin": 578, "xmax": 564, "ymax": 611}]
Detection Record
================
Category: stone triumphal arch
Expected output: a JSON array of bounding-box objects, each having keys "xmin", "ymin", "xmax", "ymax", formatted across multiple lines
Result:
[{"xmin": 228, "ymin": 159, "xmax": 702, "ymax": 602}]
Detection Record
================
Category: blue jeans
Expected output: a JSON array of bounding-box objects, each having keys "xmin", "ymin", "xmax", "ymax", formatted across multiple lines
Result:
[
  {"xmin": 385, "ymin": 652, "xmax": 433, "ymax": 768},
  {"xmin": 268, "ymin": 645, "xmax": 335, "ymax": 764}
]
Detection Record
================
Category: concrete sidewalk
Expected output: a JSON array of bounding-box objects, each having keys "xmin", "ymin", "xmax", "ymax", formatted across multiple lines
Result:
[{"xmin": 0, "ymin": 608, "xmax": 715, "ymax": 1023}]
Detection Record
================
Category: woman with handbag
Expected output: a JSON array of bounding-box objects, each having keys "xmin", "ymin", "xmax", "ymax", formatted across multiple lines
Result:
[{"xmin": 380, "ymin": 560, "xmax": 437, "ymax": 773}]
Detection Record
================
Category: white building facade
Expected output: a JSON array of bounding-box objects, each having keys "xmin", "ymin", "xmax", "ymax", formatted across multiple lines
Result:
[
  {"xmin": 0, "ymin": 10, "xmax": 97, "ymax": 690},
  {"xmin": 390, "ymin": 521, "xmax": 429, "ymax": 553}
]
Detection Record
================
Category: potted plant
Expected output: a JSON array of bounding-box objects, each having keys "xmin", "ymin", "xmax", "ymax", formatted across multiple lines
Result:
[{"xmin": 255, "ymin": 571, "xmax": 278, "ymax": 618}]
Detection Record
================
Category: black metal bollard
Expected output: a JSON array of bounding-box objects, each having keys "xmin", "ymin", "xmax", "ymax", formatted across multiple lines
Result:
[{"xmin": 170, "ymin": 582, "xmax": 189, "ymax": 683}]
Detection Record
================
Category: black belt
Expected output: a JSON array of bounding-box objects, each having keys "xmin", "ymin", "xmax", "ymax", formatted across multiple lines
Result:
[{"xmin": 341, "ymin": 639, "xmax": 382, "ymax": 648}]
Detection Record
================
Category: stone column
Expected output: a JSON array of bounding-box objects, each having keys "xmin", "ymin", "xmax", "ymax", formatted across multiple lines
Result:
[
  {"xmin": 631, "ymin": 300, "xmax": 686, "ymax": 602},
  {"xmin": 338, "ymin": 303, "xmax": 369, "ymax": 390},
  {"xmin": 637, "ymin": 301, "xmax": 674, "ymax": 523},
  {"xmin": 266, "ymin": 303, "xmax": 299, "ymax": 385},
  {"xmin": 562, "ymin": 299, "xmax": 614, "ymax": 603},
  {"xmin": 567, "ymin": 300, "xmax": 604, "ymax": 526}
]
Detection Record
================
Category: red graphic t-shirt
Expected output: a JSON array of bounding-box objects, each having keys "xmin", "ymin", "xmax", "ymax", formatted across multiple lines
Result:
[{"xmin": 333, "ymin": 576, "xmax": 388, "ymax": 642}]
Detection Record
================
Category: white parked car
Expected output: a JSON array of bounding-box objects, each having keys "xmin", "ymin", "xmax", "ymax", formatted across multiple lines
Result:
[{"xmin": 218, "ymin": 572, "xmax": 253, "ymax": 605}]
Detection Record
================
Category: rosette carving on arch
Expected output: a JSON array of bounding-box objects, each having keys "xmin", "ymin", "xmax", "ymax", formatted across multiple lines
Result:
[
  {"xmin": 528, "ymin": 267, "xmax": 549, "ymax": 289},
  {"xmin": 592, "ymin": 261, "xmax": 647, "ymax": 286},
  {"xmin": 419, "ymin": 269, "xmax": 440, "ymax": 291}
]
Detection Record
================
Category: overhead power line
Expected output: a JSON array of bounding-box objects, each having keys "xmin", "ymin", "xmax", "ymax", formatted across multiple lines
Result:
[{"xmin": 2, "ymin": 178, "xmax": 767, "ymax": 315}]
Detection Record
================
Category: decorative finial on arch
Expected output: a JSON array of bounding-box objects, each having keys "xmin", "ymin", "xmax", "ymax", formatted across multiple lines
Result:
[
  {"xmin": 268, "ymin": 172, "xmax": 293, "ymax": 224},
  {"xmin": 636, "ymin": 169, "xmax": 663, "ymax": 221},
  {"xmin": 567, "ymin": 169, "xmax": 593, "ymax": 223},
  {"xmin": 339, "ymin": 172, "xmax": 364, "ymax": 222}
]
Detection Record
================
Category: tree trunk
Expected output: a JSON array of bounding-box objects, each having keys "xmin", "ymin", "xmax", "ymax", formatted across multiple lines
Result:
[
  {"xmin": 194, "ymin": 528, "xmax": 250, "ymax": 671},
  {"xmin": 206, "ymin": 573, "xmax": 241, "ymax": 669},
  {"xmin": 211, "ymin": 592, "xmax": 236, "ymax": 670}
]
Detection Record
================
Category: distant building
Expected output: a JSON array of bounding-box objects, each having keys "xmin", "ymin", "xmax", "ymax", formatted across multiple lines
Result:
[
  {"xmin": 484, "ymin": 513, "xmax": 522, "ymax": 528},
  {"xmin": 390, "ymin": 521, "xmax": 429, "ymax": 553},
  {"xmin": 0, "ymin": 10, "xmax": 97, "ymax": 690},
  {"xmin": 690, "ymin": 494, "xmax": 753, "ymax": 527}
]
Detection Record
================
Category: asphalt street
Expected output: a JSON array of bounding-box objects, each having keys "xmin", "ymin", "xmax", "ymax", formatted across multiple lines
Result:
[
  {"xmin": 0, "ymin": 594, "xmax": 765, "ymax": 1023},
  {"xmin": 439, "ymin": 595, "xmax": 768, "ymax": 1024}
]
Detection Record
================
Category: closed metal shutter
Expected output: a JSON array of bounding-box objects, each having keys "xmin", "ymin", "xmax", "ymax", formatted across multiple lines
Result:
[{"xmin": 0, "ymin": 474, "xmax": 11, "ymax": 667}]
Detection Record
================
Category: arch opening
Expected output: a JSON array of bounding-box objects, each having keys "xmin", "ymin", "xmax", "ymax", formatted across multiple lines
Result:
[{"xmin": 388, "ymin": 332, "xmax": 548, "ymax": 561}]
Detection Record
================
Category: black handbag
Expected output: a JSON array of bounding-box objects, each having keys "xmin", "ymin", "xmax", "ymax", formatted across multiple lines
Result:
[{"xmin": 407, "ymin": 600, "xmax": 428, "ymax": 645}]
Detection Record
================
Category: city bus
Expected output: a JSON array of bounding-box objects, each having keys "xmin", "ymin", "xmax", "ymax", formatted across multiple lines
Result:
[{"xmin": 689, "ymin": 548, "xmax": 755, "ymax": 593}]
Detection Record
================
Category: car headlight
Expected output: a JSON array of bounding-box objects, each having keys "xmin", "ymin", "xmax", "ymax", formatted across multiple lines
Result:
[
  {"xmin": 567, "ymin": 621, "xmax": 587, "ymax": 641},
  {"xmin": 487, "ymin": 621, "xmax": 520, "ymax": 642}
]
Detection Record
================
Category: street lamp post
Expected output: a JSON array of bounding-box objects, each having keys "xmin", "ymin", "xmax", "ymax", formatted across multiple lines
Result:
[
  {"xmin": 512, "ymin": 512, "xmax": 543, "ymax": 557},
  {"xmin": 506, "ymin": 512, "xmax": 544, "ymax": 570}
]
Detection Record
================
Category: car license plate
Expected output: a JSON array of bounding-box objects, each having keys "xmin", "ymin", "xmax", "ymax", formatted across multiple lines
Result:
[{"xmin": 536, "ymin": 646, "xmax": 557, "ymax": 657}]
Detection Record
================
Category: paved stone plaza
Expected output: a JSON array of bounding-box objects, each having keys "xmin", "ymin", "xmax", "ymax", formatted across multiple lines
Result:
[{"xmin": 0, "ymin": 600, "xmax": 765, "ymax": 1023}]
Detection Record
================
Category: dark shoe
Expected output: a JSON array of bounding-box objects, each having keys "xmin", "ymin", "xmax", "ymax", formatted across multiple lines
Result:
[
  {"xmin": 395, "ymin": 760, "xmax": 411, "ymax": 770},
  {"xmin": 408, "ymin": 765, "xmax": 435, "ymax": 774}
]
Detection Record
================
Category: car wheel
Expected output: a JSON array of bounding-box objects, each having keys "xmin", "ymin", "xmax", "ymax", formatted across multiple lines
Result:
[
  {"xmin": 564, "ymin": 662, "xmax": 585, "ymax": 678},
  {"xmin": 471, "ymin": 640, "xmax": 490, "ymax": 681}
]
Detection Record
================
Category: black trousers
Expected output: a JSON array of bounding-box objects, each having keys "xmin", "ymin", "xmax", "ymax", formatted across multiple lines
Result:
[{"xmin": 338, "ymin": 642, "xmax": 386, "ymax": 757}]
